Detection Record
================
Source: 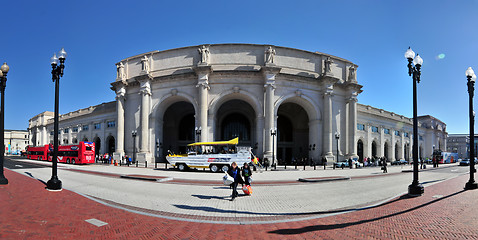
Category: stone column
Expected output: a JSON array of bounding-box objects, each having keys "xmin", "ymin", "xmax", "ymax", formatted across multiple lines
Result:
[
  {"xmin": 42, "ymin": 126, "xmax": 47, "ymax": 146},
  {"xmin": 347, "ymin": 96, "xmax": 358, "ymax": 159},
  {"xmin": 113, "ymin": 83, "xmax": 126, "ymax": 160},
  {"xmin": 261, "ymin": 66, "xmax": 280, "ymax": 164},
  {"xmin": 139, "ymin": 79, "xmax": 151, "ymax": 153},
  {"xmin": 323, "ymin": 90, "xmax": 333, "ymax": 160},
  {"xmin": 194, "ymin": 66, "xmax": 212, "ymax": 142}
]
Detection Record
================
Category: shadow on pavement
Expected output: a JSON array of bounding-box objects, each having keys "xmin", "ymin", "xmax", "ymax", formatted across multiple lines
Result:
[
  {"xmin": 24, "ymin": 172, "xmax": 47, "ymax": 186},
  {"xmin": 268, "ymin": 189, "xmax": 466, "ymax": 235},
  {"xmin": 191, "ymin": 194, "xmax": 229, "ymax": 200}
]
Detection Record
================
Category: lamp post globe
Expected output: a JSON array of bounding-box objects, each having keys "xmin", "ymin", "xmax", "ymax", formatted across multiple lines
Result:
[
  {"xmin": 465, "ymin": 67, "xmax": 478, "ymax": 190},
  {"xmin": 0, "ymin": 62, "xmax": 10, "ymax": 185}
]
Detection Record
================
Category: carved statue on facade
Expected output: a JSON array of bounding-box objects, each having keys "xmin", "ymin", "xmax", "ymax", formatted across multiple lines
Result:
[
  {"xmin": 141, "ymin": 56, "xmax": 150, "ymax": 73},
  {"xmin": 265, "ymin": 46, "xmax": 276, "ymax": 64},
  {"xmin": 348, "ymin": 65, "xmax": 356, "ymax": 82},
  {"xmin": 324, "ymin": 56, "xmax": 333, "ymax": 74},
  {"xmin": 116, "ymin": 62, "xmax": 126, "ymax": 80},
  {"xmin": 198, "ymin": 45, "xmax": 210, "ymax": 65}
]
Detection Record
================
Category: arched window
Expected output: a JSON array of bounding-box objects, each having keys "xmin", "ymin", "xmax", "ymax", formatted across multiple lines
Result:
[{"xmin": 221, "ymin": 113, "xmax": 250, "ymax": 141}]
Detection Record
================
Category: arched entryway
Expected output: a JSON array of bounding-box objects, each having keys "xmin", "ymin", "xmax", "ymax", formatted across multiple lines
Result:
[
  {"xmin": 106, "ymin": 136, "xmax": 115, "ymax": 156},
  {"xmin": 277, "ymin": 103, "xmax": 309, "ymax": 165},
  {"xmin": 93, "ymin": 137, "xmax": 101, "ymax": 156},
  {"xmin": 216, "ymin": 99, "xmax": 255, "ymax": 148},
  {"xmin": 357, "ymin": 139, "xmax": 364, "ymax": 162},
  {"xmin": 404, "ymin": 143, "xmax": 410, "ymax": 161},
  {"xmin": 372, "ymin": 141, "xmax": 377, "ymax": 158},
  {"xmin": 163, "ymin": 101, "xmax": 195, "ymax": 155}
]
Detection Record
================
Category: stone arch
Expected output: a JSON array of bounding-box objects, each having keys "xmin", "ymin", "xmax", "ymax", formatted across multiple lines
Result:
[
  {"xmin": 209, "ymin": 90, "xmax": 262, "ymax": 119},
  {"xmin": 357, "ymin": 138, "xmax": 364, "ymax": 162},
  {"xmin": 384, "ymin": 140, "xmax": 390, "ymax": 160},
  {"xmin": 106, "ymin": 135, "xmax": 115, "ymax": 156},
  {"xmin": 152, "ymin": 93, "xmax": 197, "ymax": 159},
  {"xmin": 274, "ymin": 93, "xmax": 321, "ymax": 121},
  {"xmin": 371, "ymin": 139, "xmax": 378, "ymax": 158},
  {"xmin": 153, "ymin": 92, "xmax": 198, "ymax": 122},
  {"xmin": 93, "ymin": 136, "xmax": 101, "ymax": 156},
  {"xmin": 276, "ymin": 93, "xmax": 322, "ymax": 162}
]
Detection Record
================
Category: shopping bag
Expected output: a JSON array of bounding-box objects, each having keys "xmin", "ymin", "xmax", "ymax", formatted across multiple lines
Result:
[
  {"xmin": 223, "ymin": 174, "xmax": 234, "ymax": 185},
  {"xmin": 242, "ymin": 185, "xmax": 252, "ymax": 195}
]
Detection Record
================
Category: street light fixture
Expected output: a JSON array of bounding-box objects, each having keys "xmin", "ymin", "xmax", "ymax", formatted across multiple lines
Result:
[
  {"xmin": 132, "ymin": 130, "xmax": 137, "ymax": 166},
  {"xmin": 405, "ymin": 47, "xmax": 424, "ymax": 196},
  {"xmin": 46, "ymin": 48, "xmax": 67, "ymax": 191},
  {"xmin": 335, "ymin": 132, "xmax": 340, "ymax": 170},
  {"xmin": 270, "ymin": 128, "xmax": 277, "ymax": 168},
  {"xmin": 0, "ymin": 62, "xmax": 10, "ymax": 185},
  {"xmin": 465, "ymin": 67, "xmax": 478, "ymax": 190}
]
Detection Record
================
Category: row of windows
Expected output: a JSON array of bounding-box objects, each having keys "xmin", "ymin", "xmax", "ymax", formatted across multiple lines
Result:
[
  {"xmin": 48, "ymin": 121, "xmax": 116, "ymax": 135},
  {"xmin": 358, "ymin": 124, "xmax": 413, "ymax": 138}
]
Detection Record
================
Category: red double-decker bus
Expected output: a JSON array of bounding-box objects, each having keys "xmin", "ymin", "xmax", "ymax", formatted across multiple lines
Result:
[
  {"xmin": 26, "ymin": 145, "xmax": 49, "ymax": 161},
  {"xmin": 27, "ymin": 142, "xmax": 95, "ymax": 165}
]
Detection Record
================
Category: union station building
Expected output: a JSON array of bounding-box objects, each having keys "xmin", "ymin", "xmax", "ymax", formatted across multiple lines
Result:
[{"xmin": 28, "ymin": 44, "xmax": 447, "ymax": 165}]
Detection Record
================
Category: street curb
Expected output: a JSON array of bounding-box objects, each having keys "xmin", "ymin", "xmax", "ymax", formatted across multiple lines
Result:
[{"xmin": 298, "ymin": 176, "xmax": 350, "ymax": 182}]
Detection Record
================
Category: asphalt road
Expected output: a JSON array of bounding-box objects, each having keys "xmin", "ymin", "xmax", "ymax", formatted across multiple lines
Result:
[{"xmin": 3, "ymin": 156, "xmax": 49, "ymax": 169}]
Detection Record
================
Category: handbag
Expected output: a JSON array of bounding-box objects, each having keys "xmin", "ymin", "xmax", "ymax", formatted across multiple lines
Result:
[{"xmin": 223, "ymin": 174, "xmax": 234, "ymax": 185}]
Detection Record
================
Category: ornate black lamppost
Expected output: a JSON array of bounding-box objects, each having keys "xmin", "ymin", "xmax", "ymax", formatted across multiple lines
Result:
[
  {"xmin": 0, "ymin": 62, "xmax": 10, "ymax": 185},
  {"xmin": 132, "ymin": 130, "xmax": 137, "ymax": 166},
  {"xmin": 335, "ymin": 132, "xmax": 340, "ymax": 170},
  {"xmin": 405, "ymin": 47, "xmax": 424, "ymax": 196},
  {"xmin": 195, "ymin": 126, "xmax": 202, "ymax": 142},
  {"xmin": 465, "ymin": 67, "xmax": 478, "ymax": 190},
  {"xmin": 46, "ymin": 48, "xmax": 67, "ymax": 191},
  {"xmin": 270, "ymin": 128, "xmax": 276, "ymax": 167}
]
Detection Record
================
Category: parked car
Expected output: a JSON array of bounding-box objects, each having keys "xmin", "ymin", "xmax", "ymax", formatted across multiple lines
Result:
[
  {"xmin": 334, "ymin": 160, "xmax": 358, "ymax": 168},
  {"xmin": 391, "ymin": 159, "xmax": 408, "ymax": 165},
  {"xmin": 460, "ymin": 159, "xmax": 470, "ymax": 166}
]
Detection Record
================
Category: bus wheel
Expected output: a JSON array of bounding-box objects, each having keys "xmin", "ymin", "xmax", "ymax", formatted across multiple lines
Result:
[
  {"xmin": 210, "ymin": 164, "xmax": 219, "ymax": 173},
  {"xmin": 39, "ymin": 157, "xmax": 42, "ymax": 161},
  {"xmin": 67, "ymin": 158, "xmax": 70, "ymax": 164},
  {"xmin": 178, "ymin": 163, "xmax": 187, "ymax": 171},
  {"xmin": 72, "ymin": 159, "xmax": 76, "ymax": 165},
  {"xmin": 221, "ymin": 165, "xmax": 229, "ymax": 172}
]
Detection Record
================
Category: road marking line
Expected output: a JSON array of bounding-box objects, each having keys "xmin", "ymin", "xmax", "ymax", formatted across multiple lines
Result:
[
  {"xmin": 432, "ymin": 195, "xmax": 443, "ymax": 198},
  {"xmin": 85, "ymin": 218, "xmax": 108, "ymax": 227},
  {"xmin": 15, "ymin": 165, "xmax": 23, "ymax": 167}
]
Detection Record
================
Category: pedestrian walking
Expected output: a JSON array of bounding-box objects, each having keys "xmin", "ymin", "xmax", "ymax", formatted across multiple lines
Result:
[
  {"xmin": 242, "ymin": 162, "xmax": 252, "ymax": 185},
  {"xmin": 348, "ymin": 158, "xmax": 353, "ymax": 169},
  {"xmin": 227, "ymin": 162, "xmax": 244, "ymax": 201},
  {"xmin": 382, "ymin": 159, "xmax": 388, "ymax": 173},
  {"xmin": 323, "ymin": 157, "xmax": 327, "ymax": 170}
]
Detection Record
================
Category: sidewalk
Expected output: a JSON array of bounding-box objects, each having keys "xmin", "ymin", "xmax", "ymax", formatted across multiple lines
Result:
[{"xmin": 1, "ymin": 167, "xmax": 477, "ymax": 239}]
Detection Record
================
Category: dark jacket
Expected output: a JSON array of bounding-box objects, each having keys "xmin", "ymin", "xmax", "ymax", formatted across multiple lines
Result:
[
  {"xmin": 228, "ymin": 167, "xmax": 244, "ymax": 184},
  {"xmin": 241, "ymin": 166, "xmax": 252, "ymax": 179}
]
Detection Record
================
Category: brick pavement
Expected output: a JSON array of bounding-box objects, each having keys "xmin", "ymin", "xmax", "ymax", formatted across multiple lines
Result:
[{"xmin": 1, "ymin": 168, "xmax": 478, "ymax": 239}]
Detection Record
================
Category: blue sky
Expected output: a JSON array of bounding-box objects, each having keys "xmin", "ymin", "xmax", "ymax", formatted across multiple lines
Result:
[{"xmin": 2, "ymin": 0, "xmax": 478, "ymax": 134}]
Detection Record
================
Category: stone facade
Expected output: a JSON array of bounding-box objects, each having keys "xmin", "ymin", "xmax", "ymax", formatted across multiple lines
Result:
[
  {"xmin": 28, "ymin": 44, "xmax": 447, "ymax": 164},
  {"xmin": 447, "ymin": 134, "xmax": 477, "ymax": 159},
  {"xmin": 4, "ymin": 129, "xmax": 29, "ymax": 154}
]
